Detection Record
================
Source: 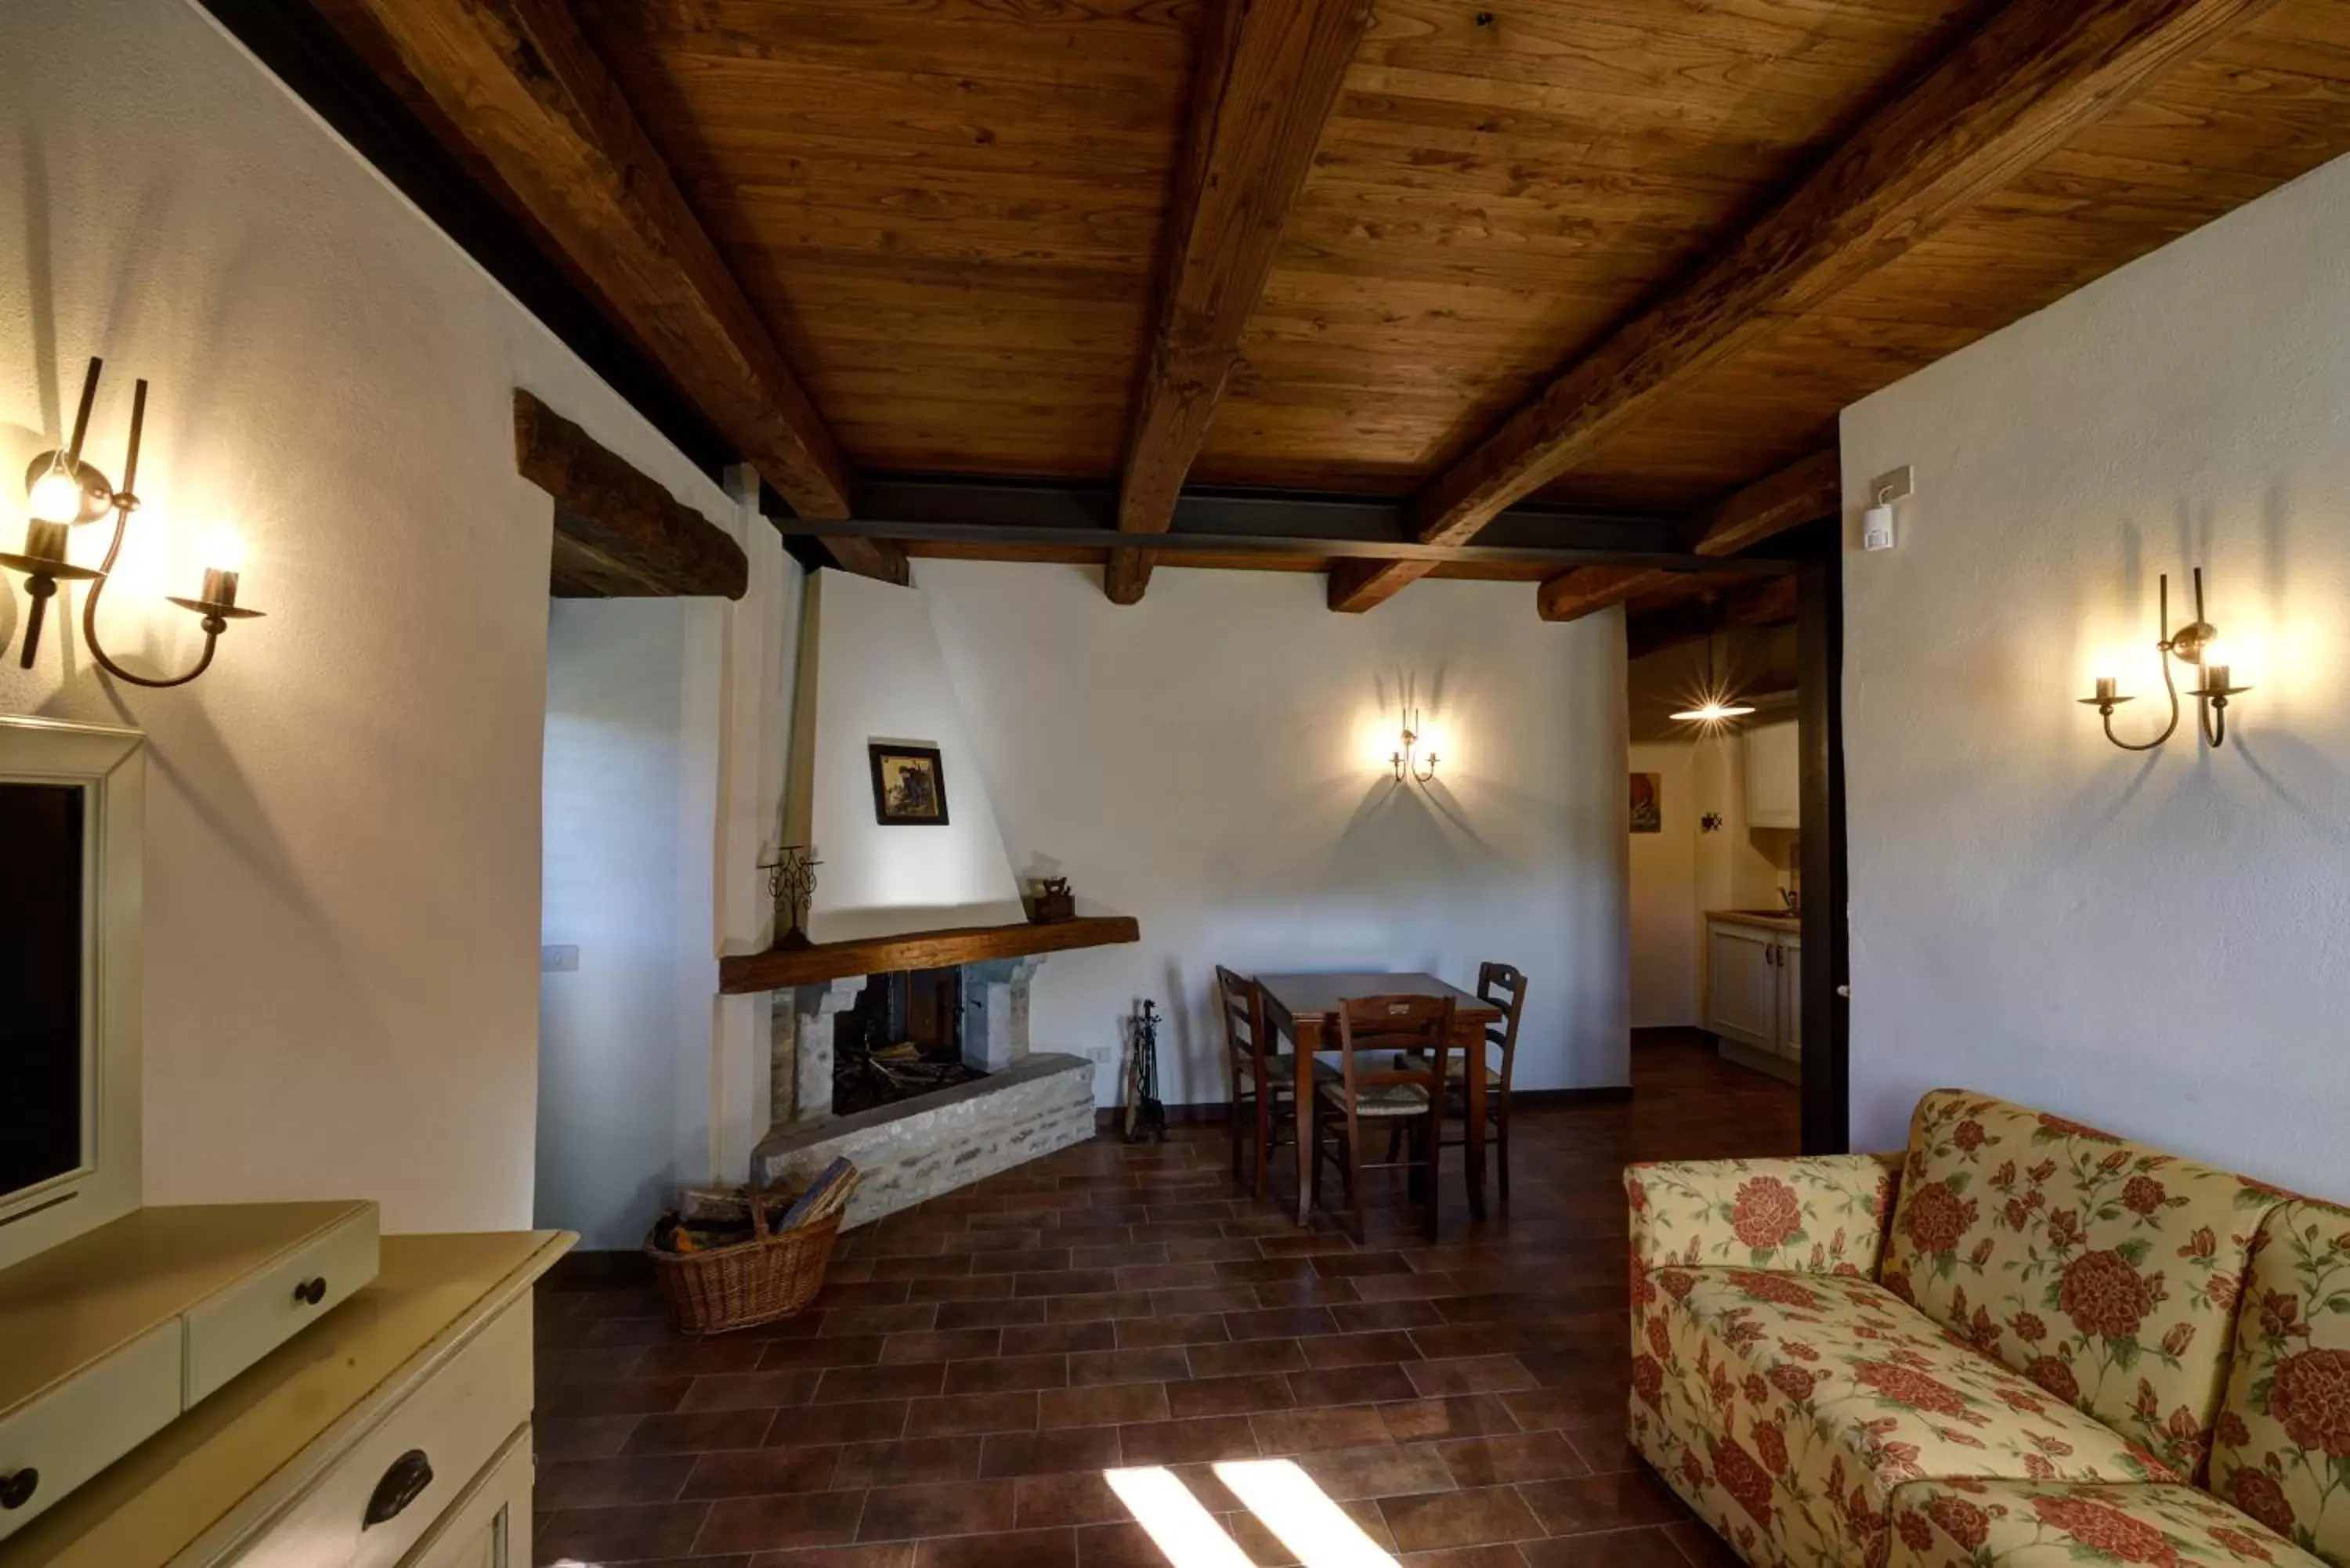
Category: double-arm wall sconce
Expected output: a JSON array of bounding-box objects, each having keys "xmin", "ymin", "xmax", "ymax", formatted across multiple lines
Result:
[
  {"xmin": 1390, "ymin": 707, "xmax": 1439, "ymax": 785},
  {"xmin": 5, "ymin": 356, "xmax": 261, "ymax": 685},
  {"xmin": 2079, "ymin": 568, "xmax": 2251, "ymax": 750}
]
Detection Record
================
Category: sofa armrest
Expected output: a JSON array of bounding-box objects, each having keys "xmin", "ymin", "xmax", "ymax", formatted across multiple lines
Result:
[{"xmin": 1626, "ymin": 1153, "xmax": 1903, "ymax": 1277}]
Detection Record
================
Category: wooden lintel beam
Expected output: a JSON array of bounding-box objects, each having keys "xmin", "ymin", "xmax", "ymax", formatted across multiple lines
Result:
[
  {"xmin": 1538, "ymin": 446, "xmax": 1840, "ymax": 624},
  {"xmin": 1329, "ymin": 0, "xmax": 2282, "ymax": 613},
  {"xmin": 1625, "ymin": 575, "xmax": 1802, "ymax": 660},
  {"xmin": 1104, "ymin": 0, "xmax": 1373, "ymax": 605},
  {"xmin": 516, "ymin": 390, "xmax": 748, "ymax": 599},
  {"xmin": 349, "ymin": 0, "xmax": 905, "ymax": 586}
]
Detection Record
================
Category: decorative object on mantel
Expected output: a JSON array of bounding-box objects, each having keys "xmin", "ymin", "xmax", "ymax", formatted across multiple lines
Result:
[
  {"xmin": 762, "ymin": 844, "xmax": 821, "ymax": 948},
  {"xmin": 3, "ymin": 357, "xmax": 263, "ymax": 683},
  {"xmin": 868, "ymin": 741, "xmax": 948, "ymax": 824},
  {"xmin": 645, "ymin": 1159, "xmax": 859, "ymax": 1335},
  {"xmin": 1390, "ymin": 706, "xmax": 1439, "ymax": 785},
  {"xmin": 1029, "ymin": 876, "xmax": 1075, "ymax": 923},
  {"xmin": 2081, "ymin": 568, "xmax": 2254, "ymax": 750},
  {"xmin": 1123, "ymin": 999, "xmax": 1168, "ymax": 1145}
]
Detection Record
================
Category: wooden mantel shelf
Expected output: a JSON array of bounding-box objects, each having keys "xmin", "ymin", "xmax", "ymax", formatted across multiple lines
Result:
[{"xmin": 719, "ymin": 915, "xmax": 1141, "ymax": 993}]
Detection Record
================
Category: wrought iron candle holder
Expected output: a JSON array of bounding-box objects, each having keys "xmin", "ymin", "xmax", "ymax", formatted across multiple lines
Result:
[
  {"xmin": 5, "ymin": 356, "xmax": 263, "ymax": 685},
  {"xmin": 763, "ymin": 844, "xmax": 821, "ymax": 948},
  {"xmin": 2079, "ymin": 568, "xmax": 2251, "ymax": 751},
  {"xmin": 1390, "ymin": 706, "xmax": 1439, "ymax": 784}
]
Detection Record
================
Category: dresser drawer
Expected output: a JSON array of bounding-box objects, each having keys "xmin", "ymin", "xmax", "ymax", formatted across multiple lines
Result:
[
  {"xmin": 397, "ymin": 1425, "xmax": 530, "ymax": 1568},
  {"xmin": 0, "ymin": 1322, "xmax": 182, "ymax": 1545},
  {"xmin": 224, "ymin": 1297, "xmax": 530, "ymax": 1568},
  {"xmin": 183, "ymin": 1207, "xmax": 381, "ymax": 1405}
]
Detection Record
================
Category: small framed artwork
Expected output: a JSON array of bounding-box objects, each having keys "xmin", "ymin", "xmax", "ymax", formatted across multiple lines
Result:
[
  {"xmin": 1629, "ymin": 772, "xmax": 1661, "ymax": 834},
  {"xmin": 870, "ymin": 742, "xmax": 949, "ymax": 826}
]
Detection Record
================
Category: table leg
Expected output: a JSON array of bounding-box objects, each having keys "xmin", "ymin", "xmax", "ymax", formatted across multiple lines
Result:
[
  {"xmin": 1295, "ymin": 1020, "xmax": 1319, "ymax": 1227},
  {"xmin": 1462, "ymin": 1022, "xmax": 1488, "ymax": 1223}
]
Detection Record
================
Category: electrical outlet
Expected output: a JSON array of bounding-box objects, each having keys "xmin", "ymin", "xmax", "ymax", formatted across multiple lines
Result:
[{"xmin": 541, "ymin": 945, "xmax": 580, "ymax": 973}]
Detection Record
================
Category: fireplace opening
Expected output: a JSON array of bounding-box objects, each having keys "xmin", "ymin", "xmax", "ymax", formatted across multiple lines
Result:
[{"xmin": 833, "ymin": 965, "xmax": 981, "ymax": 1115}]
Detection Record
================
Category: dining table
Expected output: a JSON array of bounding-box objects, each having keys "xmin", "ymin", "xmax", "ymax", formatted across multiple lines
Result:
[{"xmin": 1254, "ymin": 971, "xmax": 1503, "ymax": 1228}]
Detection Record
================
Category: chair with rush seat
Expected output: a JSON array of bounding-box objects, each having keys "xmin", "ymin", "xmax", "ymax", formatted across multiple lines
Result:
[{"xmin": 1288, "ymin": 992, "xmax": 1453, "ymax": 1242}]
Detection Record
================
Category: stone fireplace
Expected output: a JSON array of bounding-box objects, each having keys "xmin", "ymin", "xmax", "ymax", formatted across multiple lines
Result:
[
  {"xmin": 747, "ymin": 949, "xmax": 1098, "ymax": 1225},
  {"xmin": 726, "ymin": 572, "xmax": 1134, "ymax": 1225}
]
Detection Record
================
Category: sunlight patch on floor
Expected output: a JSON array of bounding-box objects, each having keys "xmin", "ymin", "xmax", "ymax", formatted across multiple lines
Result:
[{"xmin": 1105, "ymin": 1462, "xmax": 1400, "ymax": 1568}]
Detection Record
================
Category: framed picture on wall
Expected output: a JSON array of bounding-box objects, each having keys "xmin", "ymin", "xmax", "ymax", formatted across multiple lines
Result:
[
  {"xmin": 1629, "ymin": 772, "xmax": 1661, "ymax": 834},
  {"xmin": 870, "ymin": 742, "xmax": 949, "ymax": 826}
]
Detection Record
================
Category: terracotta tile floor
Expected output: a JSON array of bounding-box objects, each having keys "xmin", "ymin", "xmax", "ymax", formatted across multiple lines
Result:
[{"xmin": 533, "ymin": 1031, "xmax": 1797, "ymax": 1567}]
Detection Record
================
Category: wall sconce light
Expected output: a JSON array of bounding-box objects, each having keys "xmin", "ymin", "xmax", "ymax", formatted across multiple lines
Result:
[
  {"xmin": 4, "ymin": 357, "xmax": 263, "ymax": 685},
  {"xmin": 2079, "ymin": 568, "xmax": 2251, "ymax": 750},
  {"xmin": 1390, "ymin": 707, "xmax": 1438, "ymax": 785}
]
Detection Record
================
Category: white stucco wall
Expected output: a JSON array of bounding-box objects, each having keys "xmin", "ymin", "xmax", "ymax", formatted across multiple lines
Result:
[
  {"xmin": 914, "ymin": 562, "xmax": 1633, "ymax": 1105},
  {"xmin": 0, "ymin": 0, "xmax": 745, "ymax": 1229},
  {"xmin": 788, "ymin": 570, "xmax": 1029, "ymax": 942},
  {"xmin": 1840, "ymin": 150, "xmax": 2350, "ymax": 1198}
]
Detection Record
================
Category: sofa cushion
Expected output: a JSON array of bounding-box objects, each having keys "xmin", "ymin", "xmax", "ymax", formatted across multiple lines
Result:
[
  {"xmin": 1632, "ymin": 1266, "xmax": 2175, "ymax": 1568},
  {"xmin": 2210, "ymin": 1200, "xmax": 2350, "ymax": 1566},
  {"xmin": 1628, "ymin": 1153, "xmax": 1903, "ymax": 1277},
  {"xmin": 1881, "ymin": 1089, "xmax": 2265, "ymax": 1478},
  {"xmin": 1885, "ymin": 1478, "xmax": 2323, "ymax": 1566}
]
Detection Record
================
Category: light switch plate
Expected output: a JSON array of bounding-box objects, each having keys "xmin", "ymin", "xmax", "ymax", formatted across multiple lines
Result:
[{"xmin": 541, "ymin": 945, "xmax": 580, "ymax": 973}]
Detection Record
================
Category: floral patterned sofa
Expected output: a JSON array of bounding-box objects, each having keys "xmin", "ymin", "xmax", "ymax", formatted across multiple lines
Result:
[{"xmin": 1626, "ymin": 1089, "xmax": 2350, "ymax": 1567}]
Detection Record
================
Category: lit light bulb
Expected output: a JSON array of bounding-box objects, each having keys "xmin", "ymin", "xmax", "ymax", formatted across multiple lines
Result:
[
  {"xmin": 2093, "ymin": 650, "xmax": 2120, "ymax": 683},
  {"xmin": 27, "ymin": 460, "xmax": 83, "ymax": 524},
  {"xmin": 1671, "ymin": 695, "xmax": 1756, "ymax": 724},
  {"xmin": 2200, "ymin": 639, "xmax": 2230, "ymax": 671},
  {"xmin": 201, "ymin": 527, "xmax": 246, "ymax": 574}
]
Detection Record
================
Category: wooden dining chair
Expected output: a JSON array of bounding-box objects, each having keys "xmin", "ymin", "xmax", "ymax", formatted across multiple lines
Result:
[
  {"xmin": 1389, "ymin": 962, "xmax": 1528, "ymax": 1209},
  {"xmin": 1217, "ymin": 966, "xmax": 1324, "ymax": 1203},
  {"xmin": 1303, "ymin": 994, "xmax": 1454, "ymax": 1241}
]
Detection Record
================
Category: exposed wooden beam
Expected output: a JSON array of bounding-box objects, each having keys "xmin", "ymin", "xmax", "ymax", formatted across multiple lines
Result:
[
  {"xmin": 1104, "ymin": 0, "xmax": 1374, "ymax": 605},
  {"xmin": 1329, "ymin": 0, "xmax": 2283, "ymax": 613},
  {"xmin": 776, "ymin": 517, "xmax": 1795, "ymax": 576},
  {"xmin": 1538, "ymin": 446, "xmax": 1840, "ymax": 623},
  {"xmin": 515, "ymin": 391, "xmax": 748, "ymax": 599},
  {"xmin": 345, "ymin": 0, "xmax": 906, "ymax": 585},
  {"xmin": 1626, "ymin": 576, "xmax": 1803, "ymax": 661},
  {"xmin": 1687, "ymin": 447, "xmax": 1842, "ymax": 557}
]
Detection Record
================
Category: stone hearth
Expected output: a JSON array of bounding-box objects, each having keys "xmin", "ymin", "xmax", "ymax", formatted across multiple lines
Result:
[{"xmin": 749, "ymin": 952, "xmax": 1094, "ymax": 1225}]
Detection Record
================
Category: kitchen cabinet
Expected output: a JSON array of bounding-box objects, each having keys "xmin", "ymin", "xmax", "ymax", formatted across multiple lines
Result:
[
  {"xmin": 1705, "ymin": 913, "xmax": 1802, "ymax": 1072},
  {"xmin": 1744, "ymin": 719, "xmax": 1800, "ymax": 830}
]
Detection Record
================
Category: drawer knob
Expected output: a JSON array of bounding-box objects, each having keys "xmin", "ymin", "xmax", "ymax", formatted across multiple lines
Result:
[
  {"xmin": 294, "ymin": 1276, "xmax": 328, "ymax": 1306},
  {"xmin": 0, "ymin": 1469, "xmax": 37, "ymax": 1511},
  {"xmin": 363, "ymin": 1449, "xmax": 433, "ymax": 1530}
]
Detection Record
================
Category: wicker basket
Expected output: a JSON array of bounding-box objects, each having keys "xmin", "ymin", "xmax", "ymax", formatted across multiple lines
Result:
[{"xmin": 646, "ymin": 1180, "xmax": 853, "ymax": 1336}]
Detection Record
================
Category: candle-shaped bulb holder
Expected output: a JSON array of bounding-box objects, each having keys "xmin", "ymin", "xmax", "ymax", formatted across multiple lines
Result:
[{"xmin": 203, "ymin": 568, "xmax": 239, "ymax": 610}]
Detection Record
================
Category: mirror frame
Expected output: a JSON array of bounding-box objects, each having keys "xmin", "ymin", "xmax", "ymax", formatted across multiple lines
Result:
[{"xmin": 0, "ymin": 716, "xmax": 144, "ymax": 1270}]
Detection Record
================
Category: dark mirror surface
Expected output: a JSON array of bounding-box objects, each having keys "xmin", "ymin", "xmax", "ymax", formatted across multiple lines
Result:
[{"xmin": 1, "ymin": 782, "xmax": 86, "ymax": 1198}]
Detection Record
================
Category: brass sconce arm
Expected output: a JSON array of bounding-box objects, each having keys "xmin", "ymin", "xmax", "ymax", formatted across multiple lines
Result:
[
  {"xmin": 5, "ymin": 359, "xmax": 263, "ymax": 684},
  {"xmin": 2080, "ymin": 569, "xmax": 2249, "ymax": 753}
]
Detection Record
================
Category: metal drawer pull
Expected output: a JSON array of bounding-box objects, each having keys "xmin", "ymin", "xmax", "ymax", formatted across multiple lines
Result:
[
  {"xmin": 363, "ymin": 1449, "xmax": 433, "ymax": 1529},
  {"xmin": 294, "ymin": 1276, "xmax": 328, "ymax": 1306},
  {"xmin": 0, "ymin": 1469, "xmax": 38, "ymax": 1510}
]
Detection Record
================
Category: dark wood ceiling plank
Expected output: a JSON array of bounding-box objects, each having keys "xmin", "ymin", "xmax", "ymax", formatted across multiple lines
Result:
[
  {"xmin": 345, "ymin": 0, "xmax": 906, "ymax": 583},
  {"xmin": 1536, "ymin": 446, "xmax": 1840, "ymax": 623},
  {"xmin": 1106, "ymin": 0, "xmax": 1376, "ymax": 604},
  {"xmin": 1329, "ymin": 0, "xmax": 2285, "ymax": 612},
  {"xmin": 1627, "ymin": 576, "xmax": 1804, "ymax": 661},
  {"xmin": 516, "ymin": 391, "xmax": 749, "ymax": 600}
]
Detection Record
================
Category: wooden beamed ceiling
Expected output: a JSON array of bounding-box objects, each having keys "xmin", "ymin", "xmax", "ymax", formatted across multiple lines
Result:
[{"xmin": 302, "ymin": 0, "xmax": 2350, "ymax": 625}]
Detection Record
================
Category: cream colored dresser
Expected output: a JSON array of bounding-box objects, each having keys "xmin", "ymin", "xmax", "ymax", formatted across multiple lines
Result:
[{"xmin": 0, "ymin": 1223, "xmax": 572, "ymax": 1568}]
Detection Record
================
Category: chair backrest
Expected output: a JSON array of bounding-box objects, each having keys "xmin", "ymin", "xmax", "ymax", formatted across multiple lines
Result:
[
  {"xmin": 1214, "ymin": 966, "xmax": 1267, "ymax": 1084},
  {"xmin": 1332, "ymin": 994, "xmax": 1455, "ymax": 1101},
  {"xmin": 1477, "ymin": 961, "xmax": 1528, "ymax": 1089}
]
